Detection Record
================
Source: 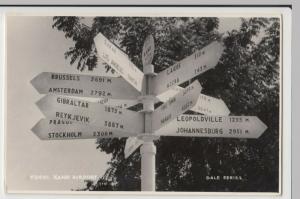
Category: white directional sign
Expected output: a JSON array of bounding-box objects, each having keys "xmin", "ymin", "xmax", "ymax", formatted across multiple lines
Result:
[
  {"xmin": 94, "ymin": 32, "xmax": 145, "ymax": 92},
  {"xmin": 97, "ymin": 98, "xmax": 139, "ymax": 109},
  {"xmin": 124, "ymin": 137, "xmax": 144, "ymax": 159},
  {"xmin": 36, "ymin": 95, "xmax": 144, "ymax": 134},
  {"xmin": 152, "ymin": 41, "xmax": 224, "ymax": 95},
  {"xmin": 191, "ymin": 94, "xmax": 230, "ymax": 115},
  {"xmin": 157, "ymin": 86, "xmax": 230, "ymax": 115},
  {"xmin": 156, "ymin": 115, "xmax": 267, "ymax": 139},
  {"xmin": 32, "ymin": 119, "xmax": 137, "ymax": 140},
  {"xmin": 152, "ymin": 81, "xmax": 202, "ymax": 131},
  {"xmin": 31, "ymin": 72, "xmax": 140, "ymax": 100},
  {"xmin": 72, "ymin": 96, "xmax": 138, "ymax": 109},
  {"xmin": 142, "ymin": 35, "xmax": 155, "ymax": 67}
]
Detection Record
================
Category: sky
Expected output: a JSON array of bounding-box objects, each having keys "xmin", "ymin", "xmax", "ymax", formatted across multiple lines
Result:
[
  {"xmin": 5, "ymin": 16, "xmax": 241, "ymax": 192},
  {"xmin": 6, "ymin": 16, "xmax": 113, "ymax": 192}
]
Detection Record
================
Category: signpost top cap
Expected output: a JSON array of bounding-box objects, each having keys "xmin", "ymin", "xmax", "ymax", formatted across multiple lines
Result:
[{"xmin": 142, "ymin": 35, "xmax": 155, "ymax": 67}]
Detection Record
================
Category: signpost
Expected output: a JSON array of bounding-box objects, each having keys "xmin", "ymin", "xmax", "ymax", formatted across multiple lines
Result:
[
  {"xmin": 140, "ymin": 34, "xmax": 157, "ymax": 191},
  {"xmin": 155, "ymin": 115, "xmax": 267, "ymax": 139},
  {"xmin": 31, "ymin": 32, "xmax": 268, "ymax": 192},
  {"xmin": 31, "ymin": 72, "xmax": 140, "ymax": 100}
]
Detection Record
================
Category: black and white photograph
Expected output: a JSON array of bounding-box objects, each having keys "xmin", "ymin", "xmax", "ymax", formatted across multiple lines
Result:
[{"xmin": 4, "ymin": 8, "xmax": 286, "ymax": 194}]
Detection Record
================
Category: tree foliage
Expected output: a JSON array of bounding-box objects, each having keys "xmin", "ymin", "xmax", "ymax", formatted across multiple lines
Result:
[{"xmin": 52, "ymin": 16, "xmax": 280, "ymax": 192}]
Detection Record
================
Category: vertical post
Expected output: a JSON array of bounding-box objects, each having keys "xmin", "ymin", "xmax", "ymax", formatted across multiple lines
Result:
[
  {"xmin": 141, "ymin": 139, "xmax": 156, "ymax": 191},
  {"xmin": 141, "ymin": 64, "xmax": 156, "ymax": 191}
]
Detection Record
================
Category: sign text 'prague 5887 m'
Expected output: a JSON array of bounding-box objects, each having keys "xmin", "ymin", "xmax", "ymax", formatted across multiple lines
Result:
[{"xmin": 32, "ymin": 118, "xmax": 137, "ymax": 140}]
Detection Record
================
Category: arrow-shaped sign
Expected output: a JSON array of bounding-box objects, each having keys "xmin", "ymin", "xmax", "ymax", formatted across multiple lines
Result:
[
  {"xmin": 32, "ymin": 119, "xmax": 137, "ymax": 140},
  {"xmin": 152, "ymin": 81, "xmax": 202, "ymax": 131},
  {"xmin": 157, "ymin": 86, "xmax": 230, "ymax": 115},
  {"xmin": 31, "ymin": 72, "xmax": 140, "ymax": 100},
  {"xmin": 124, "ymin": 137, "xmax": 144, "ymax": 159},
  {"xmin": 72, "ymin": 96, "xmax": 139, "ymax": 109},
  {"xmin": 97, "ymin": 98, "xmax": 139, "ymax": 109},
  {"xmin": 152, "ymin": 41, "xmax": 224, "ymax": 95},
  {"xmin": 155, "ymin": 115, "xmax": 267, "ymax": 139},
  {"xmin": 142, "ymin": 35, "xmax": 155, "ymax": 67},
  {"xmin": 94, "ymin": 32, "xmax": 145, "ymax": 92},
  {"xmin": 36, "ymin": 95, "xmax": 144, "ymax": 134},
  {"xmin": 191, "ymin": 94, "xmax": 230, "ymax": 116}
]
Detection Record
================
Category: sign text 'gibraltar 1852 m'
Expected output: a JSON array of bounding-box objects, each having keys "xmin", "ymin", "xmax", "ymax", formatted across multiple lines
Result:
[{"xmin": 31, "ymin": 32, "xmax": 267, "ymax": 191}]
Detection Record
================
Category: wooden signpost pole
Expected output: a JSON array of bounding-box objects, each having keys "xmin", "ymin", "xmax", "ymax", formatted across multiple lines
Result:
[
  {"xmin": 140, "ymin": 65, "xmax": 156, "ymax": 191},
  {"xmin": 140, "ymin": 35, "xmax": 156, "ymax": 191}
]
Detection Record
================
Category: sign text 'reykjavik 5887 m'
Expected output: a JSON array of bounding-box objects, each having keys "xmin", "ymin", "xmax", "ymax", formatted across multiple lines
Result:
[{"xmin": 36, "ymin": 95, "xmax": 144, "ymax": 134}]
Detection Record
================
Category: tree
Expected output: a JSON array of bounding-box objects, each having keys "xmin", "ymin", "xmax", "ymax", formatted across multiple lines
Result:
[{"xmin": 52, "ymin": 16, "xmax": 280, "ymax": 192}]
